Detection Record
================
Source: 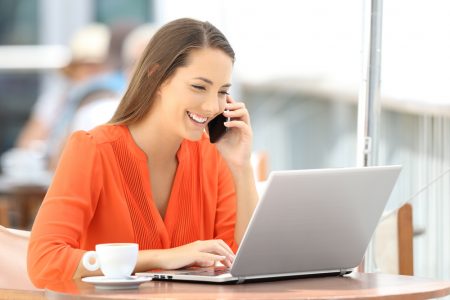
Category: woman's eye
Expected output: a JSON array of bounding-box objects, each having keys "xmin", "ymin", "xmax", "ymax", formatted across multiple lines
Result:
[
  {"xmin": 192, "ymin": 85, "xmax": 206, "ymax": 91},
  {"xmin": 219, "ymin": 91, "xmax": 230, "ymax": 95}
]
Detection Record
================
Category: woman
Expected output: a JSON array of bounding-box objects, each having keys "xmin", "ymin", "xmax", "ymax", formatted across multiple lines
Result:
[{"xmin": 27, "ymin": 18, "xmax": 258, "ymax": 288}]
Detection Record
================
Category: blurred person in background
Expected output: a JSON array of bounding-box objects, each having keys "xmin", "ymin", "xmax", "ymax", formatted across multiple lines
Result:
[
  {"xmin": 45, "ymin": 22, "xmax": 137, "ymax": 169},
  {"xmin": 15, "ymin": 23, "xmax": 113, "ymax": 151},
  {"xmin": 69, "ymin": 24, "xmax": 159, "ymax": 133},
  {"xmin": 28, "ymin": 18, "xmax": 258, "ymax": 287},
  {"xmin": 1, "ymin": 23, "xmax": 114, "ymax": 182}
]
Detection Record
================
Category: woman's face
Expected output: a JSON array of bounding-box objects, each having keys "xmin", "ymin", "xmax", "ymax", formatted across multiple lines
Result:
[{"xmin": 153, "ymin": 47, "xmax": 233, "ymax": 141}]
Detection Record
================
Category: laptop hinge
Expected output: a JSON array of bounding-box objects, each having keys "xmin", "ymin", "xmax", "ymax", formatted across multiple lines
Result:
[
  {"xmin": 236, "ymin": 277, "xmax": 246, "ymax": 284},
  {"xmin": 339, "ymin": 269, "xmax": 347, "ymax": 276}
]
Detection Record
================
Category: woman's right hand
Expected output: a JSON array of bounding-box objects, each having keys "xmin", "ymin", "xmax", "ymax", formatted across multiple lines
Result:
[
  {"xmin": 76, "ymin": 240, "xmax": 235, "ymax": 279},
  {"xmin": 154, "ymin": 240, "xmax": 235, "ymax": 270}
]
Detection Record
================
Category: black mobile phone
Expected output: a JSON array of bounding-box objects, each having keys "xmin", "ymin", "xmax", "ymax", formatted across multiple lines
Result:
[{"xmin": 208, "ymin": 112, "xmax": 230, "ymax": 143}]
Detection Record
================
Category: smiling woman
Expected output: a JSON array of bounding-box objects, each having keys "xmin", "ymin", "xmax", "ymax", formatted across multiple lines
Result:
[{"xmin": 27, "ymin": 18, "xmax": 258, "ymax": 288}]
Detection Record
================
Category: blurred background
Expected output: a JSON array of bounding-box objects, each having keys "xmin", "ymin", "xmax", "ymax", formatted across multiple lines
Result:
[{"xmin": 0, "ymin": 0, "xmax": 450, "ymax": 287}]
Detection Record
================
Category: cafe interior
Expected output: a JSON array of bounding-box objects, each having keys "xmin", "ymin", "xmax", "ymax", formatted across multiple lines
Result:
[{"xmin": 1, "ymin": 0, "xmax": 450, "ymax": 298}]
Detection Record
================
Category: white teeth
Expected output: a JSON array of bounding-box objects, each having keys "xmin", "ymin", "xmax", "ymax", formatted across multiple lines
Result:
[{"xmin": 187, "ymin": 111, "xmax": 207, "ymax": 124}]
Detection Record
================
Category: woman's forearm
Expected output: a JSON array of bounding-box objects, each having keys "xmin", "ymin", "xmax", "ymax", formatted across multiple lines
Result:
[
  {"xmin": 73, "ymin": 241, "xmax": 236, "ymax": 279},
  {"xmin": 230, "ymin": 163, "xmax": 259, "ymax": 245}
]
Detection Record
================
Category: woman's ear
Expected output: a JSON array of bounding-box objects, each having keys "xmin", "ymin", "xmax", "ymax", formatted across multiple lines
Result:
[
  {"xmin": 155, "ymin": 77, "xmax": 168, "ymax": 98},
  {"xmin": 155, "ymin": 85, "xmax": 162, "ymax": 97}
]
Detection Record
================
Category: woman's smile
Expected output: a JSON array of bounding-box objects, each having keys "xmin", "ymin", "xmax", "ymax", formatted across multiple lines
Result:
[{"xmin": 187, "ymin": 111, "xmax": 208, "ymax": 127}]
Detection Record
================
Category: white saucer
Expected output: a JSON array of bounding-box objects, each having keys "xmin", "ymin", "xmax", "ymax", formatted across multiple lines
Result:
[{"xmin": 82, "ymin": 276, "xmax": 152, "ymax": 290}]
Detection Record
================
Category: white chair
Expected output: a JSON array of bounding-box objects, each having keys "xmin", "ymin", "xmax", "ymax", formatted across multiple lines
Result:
[
  {"xmin": 374, "ymin": 203, "xmax": 414, "ymax": 275},
  {"xmin": 0, "ymin": 225, "xmax": 36, "ymax": 289},
  {"xmin": 251, "ymin": 152, "xmax": 270, "ymax": 197}
]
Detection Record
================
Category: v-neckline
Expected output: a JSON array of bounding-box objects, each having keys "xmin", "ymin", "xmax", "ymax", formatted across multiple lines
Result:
[
  {"xmin": 121, "ymin": 125, "xmax": 188, "ymax": 243},
  {"xmin": 148, "ymin": 142, "xmax": 187, "ymax": 243},
  {"xmin": 151, "ymin": 149, "xmax": 184, "ymax": 225}
]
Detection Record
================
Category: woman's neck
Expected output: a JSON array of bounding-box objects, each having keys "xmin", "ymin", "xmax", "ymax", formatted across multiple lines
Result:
[{"xmin": 128, "ymin": 115, "xmax": 182, "ymax": 165}]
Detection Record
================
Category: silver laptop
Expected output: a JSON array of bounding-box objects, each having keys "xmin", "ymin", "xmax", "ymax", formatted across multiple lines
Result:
[{"xmin": 137, "ymin": 165, "xmax": 401, "ymax": 283}]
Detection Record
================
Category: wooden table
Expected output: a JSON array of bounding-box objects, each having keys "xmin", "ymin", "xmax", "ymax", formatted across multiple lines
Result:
[{"xmin": 2, "ymin": 273, "xmax": 450, "ymax": 299}]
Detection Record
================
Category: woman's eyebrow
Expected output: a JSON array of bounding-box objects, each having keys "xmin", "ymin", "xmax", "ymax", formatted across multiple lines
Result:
[{"xmin": 193, "ymin": 77, "xmax": 232, "ymax": 88}]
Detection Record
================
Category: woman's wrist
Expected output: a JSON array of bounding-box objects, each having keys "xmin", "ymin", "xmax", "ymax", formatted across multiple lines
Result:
[
  {"xmin": 136, "ymin": 249, "xmax": 166, "ymax": 271},
  {"xmin": 228, "ymin": 161, "xmax": 253, "ymax": 179}
]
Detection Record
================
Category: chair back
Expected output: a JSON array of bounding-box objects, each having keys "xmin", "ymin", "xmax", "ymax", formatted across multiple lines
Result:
[
  {"xmin": 0, "ymin": 225, "xmax": 36, "ymax": 289},
  {"xmin": 251, "ymin": 152, "xmax": 269, "ymax": 182},
  {"xmin": 374, "ymin": 203, "xmax": 414, "ymax": 275}
]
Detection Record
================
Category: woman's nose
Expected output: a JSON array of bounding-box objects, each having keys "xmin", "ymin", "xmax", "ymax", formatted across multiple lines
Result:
[{"xmin": 201, "ymin": 95, "xmax": 222, "ymax": 115}]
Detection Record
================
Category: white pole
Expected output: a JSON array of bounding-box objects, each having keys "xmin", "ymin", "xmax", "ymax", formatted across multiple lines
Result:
[{"xmin": 357, "ymin": 0, "xmax": 383, "ymax": 272}]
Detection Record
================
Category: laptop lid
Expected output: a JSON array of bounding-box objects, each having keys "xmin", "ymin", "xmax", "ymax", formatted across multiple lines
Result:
[{"xmin": 230, "ymin": 165, "xmax": 401, "ymax": 278}]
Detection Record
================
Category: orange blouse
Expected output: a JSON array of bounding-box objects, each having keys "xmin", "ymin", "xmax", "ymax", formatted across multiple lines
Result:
[{"xmin": 27, "ymin": 125, "xmax": 237, "ymax": 288}]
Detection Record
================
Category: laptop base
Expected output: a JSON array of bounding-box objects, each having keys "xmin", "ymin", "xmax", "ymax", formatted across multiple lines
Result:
[{"xmin": 138, "ymin": 269, "xmax": 352, "ymax": 284}]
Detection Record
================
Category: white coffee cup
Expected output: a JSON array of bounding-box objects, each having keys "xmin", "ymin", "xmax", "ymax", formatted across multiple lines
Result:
[{"xmin": 82, "ymin": 243, "xmax": 138, "ymax": 278}]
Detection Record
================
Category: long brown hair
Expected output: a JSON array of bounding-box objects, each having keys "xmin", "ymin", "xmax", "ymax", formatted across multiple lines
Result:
[{"xmin": 109, "ymin": 18, "xmax": 235, "ymax": 124}]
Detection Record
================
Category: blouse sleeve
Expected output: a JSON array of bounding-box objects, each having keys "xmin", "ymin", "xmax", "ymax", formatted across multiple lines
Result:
[
  {"xmin": 27, "ymin": 131, "xmax": 103, "ymax": 288},
  {"xmin": 213, "ymin": 155, "xmax": 238, "ymax": 253}
]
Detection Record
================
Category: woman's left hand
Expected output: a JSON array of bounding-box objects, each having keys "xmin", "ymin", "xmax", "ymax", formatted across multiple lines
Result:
[{"xmin": 215, "ymin": 96, "xmax": 253, "ymax": 171}]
